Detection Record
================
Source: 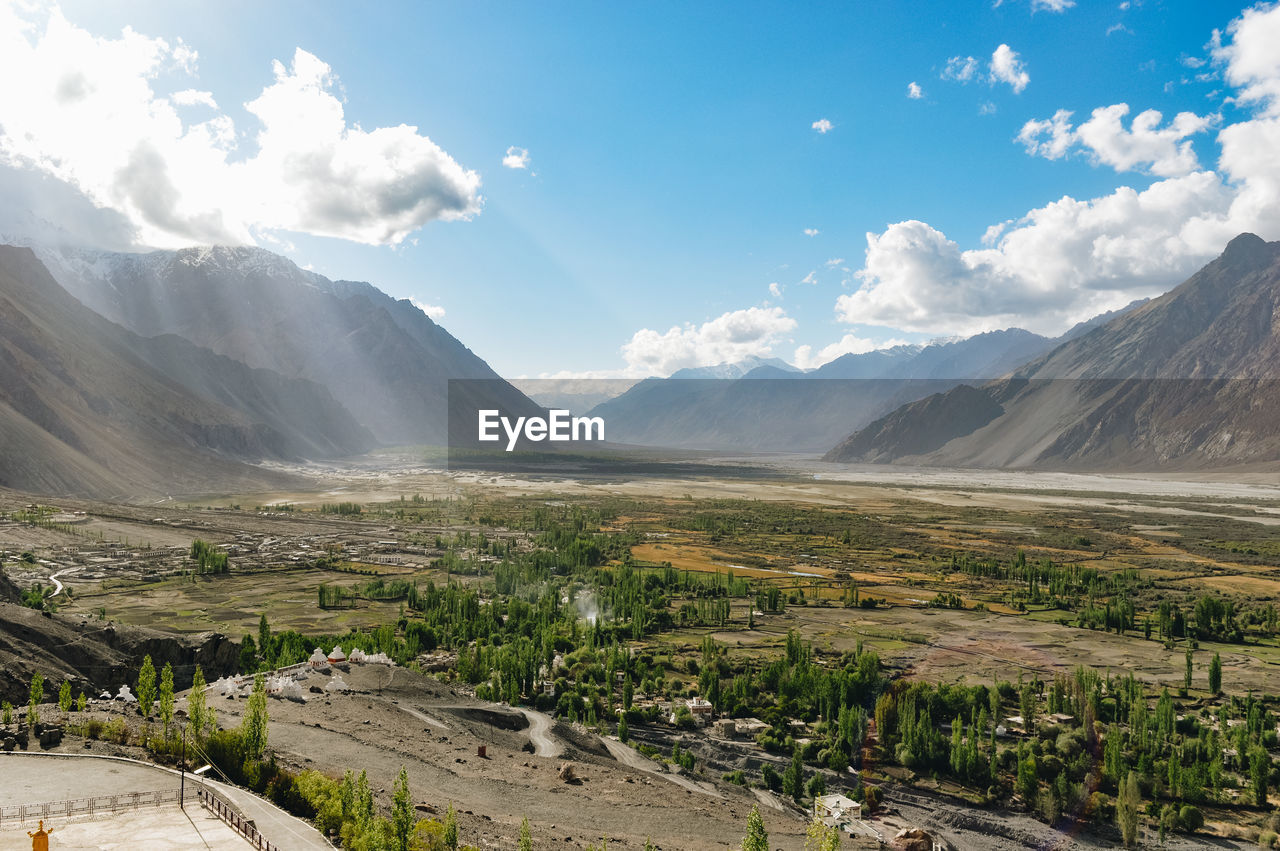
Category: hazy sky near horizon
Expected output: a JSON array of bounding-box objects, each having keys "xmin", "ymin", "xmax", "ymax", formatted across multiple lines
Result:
[{"xmin": 1, "ymin": 0, "xmax": 1277, "ymax": 377}]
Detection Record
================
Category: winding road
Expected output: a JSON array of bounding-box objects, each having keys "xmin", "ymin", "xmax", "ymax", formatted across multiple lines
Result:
[
  {"xmin": 598, "ymin": 736, "xmax": 723, "ymax": 798},
  {"xmin": 514, "ymin": 706, "xmax": 562, "ymax": 758}
]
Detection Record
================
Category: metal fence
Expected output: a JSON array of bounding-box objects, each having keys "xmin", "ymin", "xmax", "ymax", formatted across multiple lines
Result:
[
  {"xmin": 0, "ymin": 788, "xmax": 180, "ymax": 827},
  {"xmin": 196, "ymin": 785, "xmax": 282, "ymax": 851}
]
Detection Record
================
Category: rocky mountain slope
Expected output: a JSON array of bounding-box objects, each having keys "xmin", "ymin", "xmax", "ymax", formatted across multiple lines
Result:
[
  {"xmin": 0, "ymin": 246, "xmax": 367, "ymax": 497},
  {"xmin": 36, "ymin": 245, "xmax": 536, "ymax": 446},
  {"xmin": 825, "ymin": 234, "xmax": 1280, "ymax": 471}
]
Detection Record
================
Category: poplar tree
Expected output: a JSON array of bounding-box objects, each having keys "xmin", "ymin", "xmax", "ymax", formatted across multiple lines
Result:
[{"xmin": 137, "ymin": 655, "xmax": 156, "ymax": 716}]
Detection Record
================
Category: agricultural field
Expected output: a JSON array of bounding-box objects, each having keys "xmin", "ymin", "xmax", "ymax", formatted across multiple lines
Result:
[{"xmin": 4, "ymin": 462, "xmax": 1280, "ymax": 848}]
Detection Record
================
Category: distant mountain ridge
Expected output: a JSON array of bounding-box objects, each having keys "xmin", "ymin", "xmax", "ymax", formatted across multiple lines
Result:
[
  {"xmin": 825, "ymin": 234, "xmax": 1280, "ymax": 471},
  {"xmin": 35, "ymin": 244, "xmax": 537, "ymax": 446},
  {"xmin": 585, "ymin": 312, "xmax": 1144, "ymax": 452}
]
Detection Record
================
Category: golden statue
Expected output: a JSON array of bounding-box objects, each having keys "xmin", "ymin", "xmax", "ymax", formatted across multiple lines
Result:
[{"xmin": 27, "ymin": 820, "xmax": 53, "ymax": 851}]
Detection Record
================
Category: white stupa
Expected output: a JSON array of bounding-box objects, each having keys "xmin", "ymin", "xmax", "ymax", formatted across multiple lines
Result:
[{"xmin": 116, "ymin": 684, "xmax": 137, "ymax": 703}]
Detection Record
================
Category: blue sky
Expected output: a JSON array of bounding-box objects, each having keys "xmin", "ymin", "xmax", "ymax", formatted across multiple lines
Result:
[{"xmin": 2, "ymin": 0, "xmax": 1276, "ymax": 377}]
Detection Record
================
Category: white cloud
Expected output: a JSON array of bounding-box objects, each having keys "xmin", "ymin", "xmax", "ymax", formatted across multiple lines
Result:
[
  {"xmin": 1018, "ymin": 104, "xmax": 1216, "ymax": 176},
  {"xmin": 502, "ymin": 145, "xmax": 530, "ymax": 169},
  {"xmin": 0, "ymin": 4, "xmax": 481, "ymax": 248},
  {"xmin": 907, "ymin": 81, "xmax": 923, "ymax": 99},
  {"xmin": 768, "ymin": 282, "xmax": 782, "ymax": 299},
  {"xmin": 799, "ymin": 270, "xmax": 818, "ymax": 285},
  {"xmin": 409, "ymin": 296, "xmax": 445, "ymax": 320},
  {"xmin": 825, "ymin": 257, "xmax": 845, "ymax": 267},
  {"xmin": 1032, "ymin": 0, "xmax": 1075, "ymax": 11},
  {"xmin": 171, "ymin": 89, "xmax": 217, "ymax": 108},
  {"xmin": 1212, "ymin": 2, "xmax": 1280, "ymax": 116},
  {"xmin": 793, "ymin": 334, "xmax": 912, "ymax": 371},
  {"xmin": 989, "ymin": 44, "xmax": 1030, "ymax": 93},
  {"xmin": 621, "ymin": 306, "xmax": 797, "ymax": 377},
  {"xmin": 1017, "ymin": 109, "xmax": 1076, "ymax": 160},
  {"xmin": 812, "ymin": 118, "xmax": 833, "ymax": 134},
  {"xmin": 831, "ymin": 0, "xmax": 1280, "ymax": 341},
  {"xmin": 942, "ymin": 55, "xmax": 979, "ymax": 82},
  {"xmin": 979, "ymin": 101, "xmax": 998, "ymax": 115},
  {"xmin": 804, "ymin": 227, "xmax": 820, "ymax": 236}
]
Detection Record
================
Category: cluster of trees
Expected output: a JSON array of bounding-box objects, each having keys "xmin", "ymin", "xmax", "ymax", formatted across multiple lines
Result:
[
  {"xmin": 874, "ymin": 665, "xmax": 1276, "ymax": 843},
  {"xmin": 189, "ymin": 538, "xmax": 229, "ymax": 574}
]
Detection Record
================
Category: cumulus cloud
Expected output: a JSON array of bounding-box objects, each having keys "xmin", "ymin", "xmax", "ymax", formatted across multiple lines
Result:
[
  {"xmin": 793, "ymin": 334, "xmax": 912, "ymax": 371},
  {"xmin": 1212, "ymin": 2, "xmax": 1280, "ymax": 115},
  {"xmin": 1017, "ymin": 109, "xmax": 1076, "ymax": 159},
  {"xmin": 171, "ymin": 89, "xmax": 217, "ymax": 108},
  {"xmin": 768, "ymin": 282, "xmax": 782, "ymax": 298},
  {"xmin": 989, "ymin": 44, "xmax": 1030, "ymax": 93},
  {"xmin": 942, "ymin": 55, "xmax": 979, "ymax": 82},
  {"xmin": 1018, "ymin": 104, "xmax": 1217, "ymax": 176},
  {"xmin": 907, "ymin": 81, "xmax": 923, "ymax": 99},
  {"xmin": 804, "ymin": 227, "xmax": 820, "ymax": 236},
  {"xmin": 833, "ymin": 1, "xmax": 1280, "ymax": 339},
  {"xmin": 502, "ymin": 146, "xmax": 530, "ymax": 169},
  {"xmin": 812, "ymin": 118, "xmax": 833, "ymax": 134},
  {"xmin": 409, "ymin": 296, "xmax": 446, "ymax": 320},
  {"xmin": 621, "ymin": 306, "xmax": 797, "ymax": 377},
  {"xmin": 0, "ymin": 4, "xmax": 481, "ymax": 248}
]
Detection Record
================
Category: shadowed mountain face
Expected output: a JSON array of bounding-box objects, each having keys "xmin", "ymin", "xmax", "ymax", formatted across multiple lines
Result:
[
  {"xmin": 0, "ymin": 246, "xmax": 369, "ymax": 498},
  {"xmin": 825, "ymin": 234, "xmax": 1280, "ymax": 471},
  {"xmin": 36, "ymin": 245, "xmax": 536, "ymax": 446},
  {"xmin": 585, "ymin": 324, "xmax": 1134, "ymax": 452}
]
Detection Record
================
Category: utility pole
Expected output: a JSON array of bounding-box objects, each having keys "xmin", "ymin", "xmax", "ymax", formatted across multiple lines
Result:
[{"xmin": 179, "ymin": 727, "xmax": 186, "ymax": 809}]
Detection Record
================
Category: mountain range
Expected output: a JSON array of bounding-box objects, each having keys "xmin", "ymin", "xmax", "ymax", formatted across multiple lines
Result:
[
  {"xmin": 586, "ymin": 306, "xmax": 1143, "ymax": 452},
  {"xmin": 0, "ymin": 243, "xmax": 537, "ymax": 498},
  {"xmin": 34, "ymin": 244, "xmax": 536, "ymax": 447},
  {"xmin": 825, "ymin": 233, "xmax": 1280, "ymax": 471}
]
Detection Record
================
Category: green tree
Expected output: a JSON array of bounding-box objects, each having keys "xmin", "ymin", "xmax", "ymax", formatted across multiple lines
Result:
[
  {"xmin": 137, "ymin": 655, "xmax": 156, "ymax": 716},
  {"xmin": 242, "ymin": 672, "xmax": 269, "ymax": 760},
  {"xmin": 258, "ymin": 613, "xmax": 272, "ymax": 666},
  {"xmin": 443, "ymin": 802, "xmax": 458, "ymax": 850},
  {"xmin": 75, "ymin": 692, "xmax": 86, "ymax": 712},
  {"xmin": 1183, "ymin": 647, "xmax": 1193, "ymax": 692},
  {"xmin": 58, "ymin": 680, "xmax": 72, "ymax": 714},
  {"xmin": 805, "ymin": 815, "xmax": 841, "ymax": 851},
  {"xmin": 1158, "ymin": 803, "xmax": 1178, "ymax": 843},
  {"xmin": 518, "ymin": 817, "xmax": 533, "ymax": 851},
  {"xmin": 741, "ymin": 804, "xmax": 769, "ymax": 851},
  {"xmin": 2, "ymin": 701, "xmax": 12, "ymax": 725},
  {"xmin": 1249, "ymin": 745, "xmax": 1270, "ymax": 808},
  {"xmin": 187, "ymin": 665, "xmax": 213, "ymax": 742},
  {"xmin": 1208, "ymin": 652, "xmax": 1222, "ymax": 695},
  {"xmin": 29, "ymin": 672, "xmax": 44, "ymax": 727},
  {"xmin": 783, "ymin": 747, "xmax": 805, "ymax": 803},
  {"xmin": 239, "ymin": 635, "xmax": 257, "ymax": 673},
  {"xmin": 618, "ymin": 713, "xmax": 629, "ymax": 743},
  {"xmin": 1117, "ymin": 771, "xmax": 1142, "ymax": 848},
  {"xmin": 392, "ymin": 766, "xmax": 413, "ymax": 851},
  {"xmin": 158, "ymin": 662, "xmax": 175, "ymax": 736}
]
